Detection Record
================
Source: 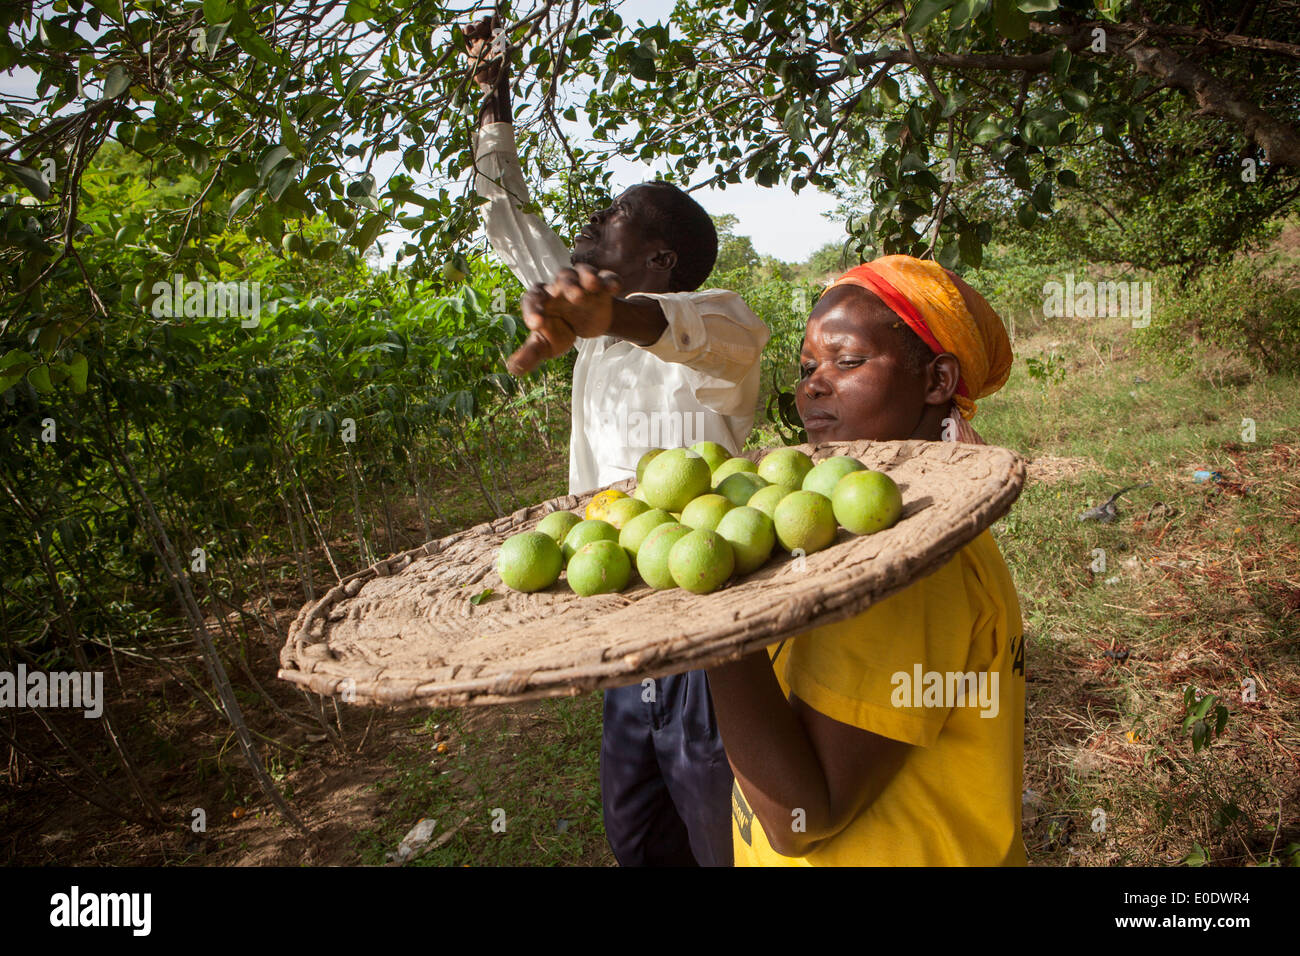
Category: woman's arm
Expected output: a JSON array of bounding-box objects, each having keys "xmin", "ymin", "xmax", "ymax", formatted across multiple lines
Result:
[{"xmin": 706, "ymin": 649, "xmax": 911, "ymax": 857}]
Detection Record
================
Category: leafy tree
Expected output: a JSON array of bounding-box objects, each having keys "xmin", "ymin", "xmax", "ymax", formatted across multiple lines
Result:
[
  {"xmin": 803, "ymin": 240, "xmax": 855, "ymax": 279},
  {"xmin": 711, "ymin": 212, "xmax": 761, "ymax": 273},
  {"xmin": 586, "ymin": 0, "xmax": 1299, "ymax": 270},
  {"xmin": 7, "ymin": 0, "xmax": 1298, "ymax": 368}
]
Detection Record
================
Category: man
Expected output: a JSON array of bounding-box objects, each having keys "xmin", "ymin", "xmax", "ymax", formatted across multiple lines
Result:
[{"xmin": 462, "ymin": 17, "xmax": 769, "ymax": 866}]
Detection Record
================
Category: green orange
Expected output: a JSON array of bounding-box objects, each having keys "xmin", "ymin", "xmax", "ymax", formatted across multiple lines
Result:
[
  {"xmin": 802, "ymin": 456, "xmax": 866, "ymax": 498},
  {"xmin": 497, "ymin": 531, "xmax": 563, "ymax": 592},
  {"xmin": 619, "ymin": 508, "xmax": 676, "ymax": 559},
  {"xmin": 715, "ymin": 471, "xmax": 769, "ymax": 507},
  {"xmin": 604, "ymin": 496, "xmax": 650, "ymax": 530},
  {"xmin": 536, "ymin": 510, "xmax": 582, "ymax": 547},
  {"xmin": 636, "ymin": 522, "xmax": 692, "ymax": 590},
  {"xmin": 757, "ymin": 448, "xmax": 815, "ymax": 488},
  {"xmin": 832, "ymin": 470, "xmax": 903, "ymax": 535},
  {"xmin": 567, "ymin": 540, "xmax": 631, "ymax": 596},
  {"xmin": 711, "ymin": 457, "xmax": 758, "ymax": 487},
  {"xmin": 562, "ymin": 519, "xmax": 619, "ymax": 561},
  {"xmin": 668, "ymin": 528, "xmax": 735, "ymax": 594},
  {"xmin": 641, "ymin": 448, "xmax": 712, "ymax": 512},
  {"xmin": 680, "ymin": 493, "xmax": 735, "ymax": 531},
  {"xmin": 690, "ymin": 441, "xmax": 731, "ymax": 473},
  {"xmin": 715, "ymin": 506, "xmax": 776, "ymax": 575},
  {"xmin": 773, "ymin": 490, "xmax": 838, "ymax": 554},
  {"xmin": 747, "ymin": 483, "xmax": 797, "ymax": 520}
]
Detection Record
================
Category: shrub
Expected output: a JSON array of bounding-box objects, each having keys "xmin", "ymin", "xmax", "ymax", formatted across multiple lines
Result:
[{"xmin": 1137, "ymin": 257, "xmax": 1300, "ymax": 374}]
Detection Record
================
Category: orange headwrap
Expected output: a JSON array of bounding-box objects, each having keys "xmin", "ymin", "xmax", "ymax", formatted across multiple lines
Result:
[{"xmin": 829, "ymin": 255, "xmax": 1012, "ymax": 422}]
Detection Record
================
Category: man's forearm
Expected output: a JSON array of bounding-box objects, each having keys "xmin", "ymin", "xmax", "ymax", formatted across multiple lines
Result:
[
  {"xmin": 607, "ymin": 296, "xmax": 668, "ymax": 347},
  {"xmin": 477, "ymin": 72, "xmax": 512, "ymax": 127}
]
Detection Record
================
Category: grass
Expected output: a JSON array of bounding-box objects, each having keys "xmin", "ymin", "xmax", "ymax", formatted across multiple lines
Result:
[
  {"xmin": 982, "ymin": 311, "xmax": 1300, "ymax": 866},
  {"xmin": 355, "ymin": 694, "xmax": 611, "ymax": 866}
]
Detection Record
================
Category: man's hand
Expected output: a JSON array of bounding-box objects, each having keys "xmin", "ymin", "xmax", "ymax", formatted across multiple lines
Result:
[
  {"xmin": 508, "ymin": 264, "xmax": 623, "ymax": 376},
  {"xmin": 461, "ymin": 15, "xmax": 505, "ymax": 88}
]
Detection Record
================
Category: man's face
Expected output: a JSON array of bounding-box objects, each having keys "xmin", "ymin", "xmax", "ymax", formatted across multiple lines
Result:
[
  {"xmin": 796, "ymin": 285, "xmax": 934, "ymax": 443},
  {"xmin": 570, "ymin": 186, "xmax": 662, "ymax": 280}
]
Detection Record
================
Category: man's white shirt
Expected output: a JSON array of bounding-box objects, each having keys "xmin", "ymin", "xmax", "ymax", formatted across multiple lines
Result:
[{"xmin": 472, "ymin": 122, "xmax": 770, "ymax": 495}]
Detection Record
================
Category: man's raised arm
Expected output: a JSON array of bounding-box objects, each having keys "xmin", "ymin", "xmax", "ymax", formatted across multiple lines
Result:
[{"xmin": 462, "ymin": 17, "xmax": 570, "ymax": 289}]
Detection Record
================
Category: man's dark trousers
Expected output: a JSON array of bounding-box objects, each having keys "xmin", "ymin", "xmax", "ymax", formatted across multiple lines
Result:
[{"xmin": 600, "ymin": 668, "xmax": 734, "ymax": 866}]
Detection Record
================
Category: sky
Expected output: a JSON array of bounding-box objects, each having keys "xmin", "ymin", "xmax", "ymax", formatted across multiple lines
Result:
[{"xmin": 1, "ymin": 0, "xmax": 851, "ymax": 264}]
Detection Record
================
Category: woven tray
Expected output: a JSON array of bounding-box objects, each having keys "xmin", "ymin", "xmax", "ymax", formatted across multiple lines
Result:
[{"xmin": 278, "ymin": 439, "xmax": 1025, "ymax": 708}]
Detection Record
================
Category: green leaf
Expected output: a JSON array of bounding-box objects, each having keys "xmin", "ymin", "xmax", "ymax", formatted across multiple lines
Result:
[
  {"xmin": 347, "ymin": 173, "xmax": 379, "ymax": 210},
  {"xmin": 343, "ymin": 68, "xmax": 375, "ymax": 103},
  {"xmin": 958, "ymin": 229, "xmax": 983, "ymax": 267},
  {"xmin": 280, "ymin": 184, "xmax": 315, "ymax": 215},
  {"xmin": 344, "ymin": 0, "xmax": 375, "ymax": 22},
  {"xmin": 267, "ymin": 162, "xmax": 297, "ymax": 202},
  {"xmin": 67, "ymin": 353, "xmax": 88, "ymax": 393},
  {"xmin": 994, "ymin": 0, "xmax": 1029, "ymax": 40},
  {"xmin": 950, "ymin": 0, "xmax": 990, "ymax": 28},
  {"xmin": 1031, "ymin": 180, "xmax": 1053, "ymax": 212},
  {"xmin": 905, "ymin": 0, "xmax": 960, "ymax": 32},
  {"xmin": 469, "ymin": 587, "xmax": 494, "ymax": 606},
  {"xmin": 1052, "ymin": 47, "xmax": 1072, "ymax": 82},
  {"xmin": 1024, "ymin": 115, "xmax": 1060, "ymax": 148},
  {"xmin": 103, "ymin": 64, "xmax": 130, "ymax": 99},
  {"xmin": 86, "ymin": 0, "xmax": 123, "ymax": 23},
  {"xmin": 1061, "ymin": 88, "xmax": 1090, "ymax": 113},
  {"xmin": 971, "ymin": 118, "xmax": 1003, "ymax": 144},
  {"xmin": 1016, "ymin": 204, "xmax": 1037, "ymax": 228},
  {"xmin": 936, "ymin": 241, "xmax": 960, "ymax": 270},
  {"xmin": 237, "ymin": 31, "xmax": 281, "ymax": 67},
  {"xmin": 783, "ymin": 102, "xmax": 807, "ymax": 145},
  {"xmin": 203, "ymin": 0, "xmax": 233, "ymax": 22},
  {"xmin": 1016, "ymin": 0, "xmax": 1059, "ymax": 11},
  {"xmin": 354, "ymin": 214, "xmax": 385, "ymax": 252},
  {"xmin": 27, "ymin": 365, "xmax": 52, "ymax": 393},
  {"xmin": 38, "ymin": 326, "xmax": 60, "ymax": 359},
  {"xmin": 1, "ymin": 162, "xmax": 51, "ymax": 199},
  {"xmin": 628, "ymin": 47, "xmax": 656, "ymax": 82},
  {"xmin": 259, "ymin": 144, "xmax": 292, "ymax": 181},
  {"xmin": 175, "ymin": 138, "xmax": 210, "ymax": 174},
  {"xmin": 279, "ymin": 103, "xmax": 306, "ymax": 158},
  {"xmin": 1183, "ymin": 844, "xmax": 1209, "ymax": 866},
  {"xmin": 228, "ymin": 187, "xmax": 258, "ymax": 221},
  {"xmin": 878, "ymin": 76, "xmax": 901, "ymax": 108},
  {"xmin": 0, "ymin": 349, "xmax": 31, "ymax": 371}
]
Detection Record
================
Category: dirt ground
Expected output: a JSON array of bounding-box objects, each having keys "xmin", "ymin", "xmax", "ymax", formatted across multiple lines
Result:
[{"xmin": 2, "ymin": 638, "xmax": 580, "ymax": 866}]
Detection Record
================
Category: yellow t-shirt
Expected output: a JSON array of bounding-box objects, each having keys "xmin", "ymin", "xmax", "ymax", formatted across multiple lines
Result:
[{"xmin": 731, "ymin": 529, "xmax": 1026, "ymax": 866}]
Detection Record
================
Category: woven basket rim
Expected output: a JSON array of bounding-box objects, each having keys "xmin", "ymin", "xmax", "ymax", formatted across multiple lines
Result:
[{"xmin": 279, "ymin": 439, "xmax": 1025, "ymax": 708}]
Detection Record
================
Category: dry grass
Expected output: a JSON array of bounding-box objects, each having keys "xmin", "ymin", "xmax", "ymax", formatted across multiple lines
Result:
[{"xmin": 984, "ymin": 303, "xmax": 1300, "ymax": 866}]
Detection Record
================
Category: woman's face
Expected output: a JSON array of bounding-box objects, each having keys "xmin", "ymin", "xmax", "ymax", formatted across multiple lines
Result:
[{"xmin": 796, "ymin": 285, "xmax": 940, "ymax": 444}]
